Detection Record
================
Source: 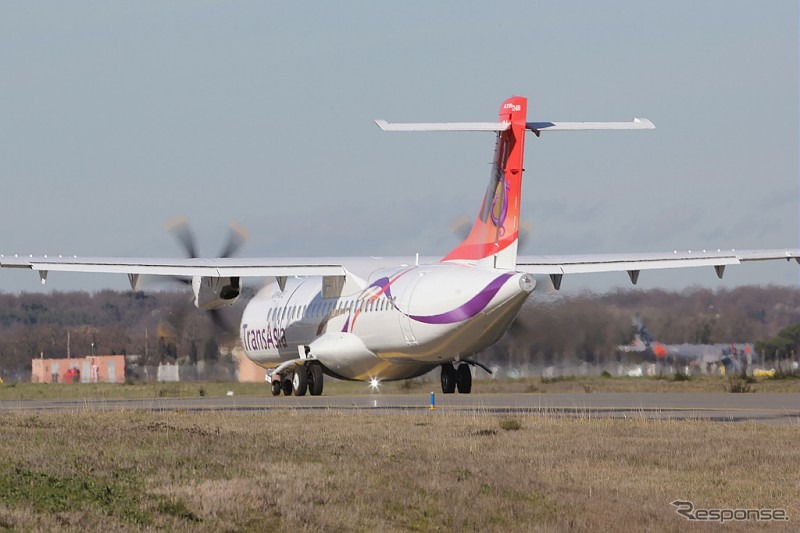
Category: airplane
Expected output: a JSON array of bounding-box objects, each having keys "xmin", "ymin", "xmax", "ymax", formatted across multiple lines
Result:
[
  {"xmin": 1, "ymin": 96, "xmax": 798, "ymax": 396},
  {"xmin": 618, "ymin": 315, "xmax": 754, "ymax": 373}
]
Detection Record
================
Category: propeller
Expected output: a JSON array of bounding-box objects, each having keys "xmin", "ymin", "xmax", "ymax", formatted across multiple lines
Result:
[
  {"xmin": 450, "ymin": 215, "xmax": 532, "ymax": 251},
  {"xmin": 449, "ymin": 215, "xmax": 559, "ymax": 292},
  {"xmin": 164, "ymin": 216, "xmax": 248, "ymax": 335},
  {"xmin": 165, "ymin": 216, "xmax": 248, "ymax": 260}
]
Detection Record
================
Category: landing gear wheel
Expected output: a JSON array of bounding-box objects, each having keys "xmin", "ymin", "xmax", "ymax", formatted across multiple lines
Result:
[
  {"xmin": 282, "ymin": 379, "xmax": 293, "ymax": 396},
  {"xmin": 456, "ymin": 364, "xmax": 472, "ymax": 394},
  {"xmin": 292, "ymin": 367, "xmax": 308, "ymax": 396},
  {"xmin": 308, "ymin": 364, "xmax": 324, "ymax": 396},
  {"xmin": 440, "ymin": 363, "xmax": 457, "ymax": 394},
  {"xmin": 271, "ymin": 380, "xmax": 281, "ymax": 396}
]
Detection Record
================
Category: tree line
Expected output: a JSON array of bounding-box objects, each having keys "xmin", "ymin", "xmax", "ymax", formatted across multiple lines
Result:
[
  {"xmin": 0, "ymin": 289, "xmax": 235, "ymax": 376},
  {"xmin": 0, "ymin": 285, "xmax": 797, "ymax": 377},
  {"xmin": 480, "ymin": 284, "xmax": 799, "ymax": 370}
]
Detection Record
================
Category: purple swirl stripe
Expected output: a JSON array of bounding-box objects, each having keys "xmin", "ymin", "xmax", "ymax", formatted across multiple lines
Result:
[{"xmin": 408, "ymin": 272, "xmax": 514, "ymax": 325}]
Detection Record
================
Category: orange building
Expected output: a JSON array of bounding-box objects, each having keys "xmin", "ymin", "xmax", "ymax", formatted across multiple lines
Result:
[
  {"xmin": 231, "ymin": 346, "xmax": 268, "ymax": 382},
  {"xmin": 31, "ymin": 355, "xmax": 125, "ymax": 384}
]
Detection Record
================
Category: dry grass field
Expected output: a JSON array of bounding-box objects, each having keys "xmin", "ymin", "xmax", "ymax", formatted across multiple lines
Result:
[{"xmin": 0, "ymin": 409, "xmax": 796, "ymax": 532}]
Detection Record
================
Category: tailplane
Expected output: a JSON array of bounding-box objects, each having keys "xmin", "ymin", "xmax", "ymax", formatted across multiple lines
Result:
[{"xmin": 375, "ymin": 96, "xmax": 654, "ymax": 270}]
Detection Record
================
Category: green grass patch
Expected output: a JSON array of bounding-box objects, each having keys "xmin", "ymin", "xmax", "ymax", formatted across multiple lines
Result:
[
  {"xmin": 499, "ymin": 418, "xmax": 522, "ymax": 431},
  {"xmin": 0, "ymin": 467, "xmax": 151, "ymax": 526}
]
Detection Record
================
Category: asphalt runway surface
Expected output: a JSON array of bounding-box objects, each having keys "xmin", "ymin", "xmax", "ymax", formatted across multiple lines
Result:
[{"xmin": 2, "ymin": 392, "xmax": 798, "ymax": 424}]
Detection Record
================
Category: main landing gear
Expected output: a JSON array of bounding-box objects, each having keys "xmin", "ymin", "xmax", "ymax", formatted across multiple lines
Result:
[
  {"xmin": 440, "ymin": 363, "xmax": 472, "ymax": 394},
  {"xmin": 271, "ymin": 363, "xmax": 324, "ymax": 397}
]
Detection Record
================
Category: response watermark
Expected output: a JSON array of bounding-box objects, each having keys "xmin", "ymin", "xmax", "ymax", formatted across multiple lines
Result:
[{"xmin": 671, "ymin": 500, "xmax": 789, "ymax": 523}]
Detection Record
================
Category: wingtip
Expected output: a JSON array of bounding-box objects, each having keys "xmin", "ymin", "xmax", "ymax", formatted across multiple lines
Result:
[
  {"xmin": 375, "ymin": 119, "xmax": 389, "ymax": 131},
  {"xmin": 633, "ymin": 117, "xmax": 655, "ymax": 129}
]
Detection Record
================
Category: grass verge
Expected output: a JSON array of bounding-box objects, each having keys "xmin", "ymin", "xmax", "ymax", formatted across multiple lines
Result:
[
  {"xmin": 2, "ymin": 373, "xmax": 799, "ymax": 402},
  {"xmin": 0, "ymin": 411, "xmax": 796, "ymax": 531}
]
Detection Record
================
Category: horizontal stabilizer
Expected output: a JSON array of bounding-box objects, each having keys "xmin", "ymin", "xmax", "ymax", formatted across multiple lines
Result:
[
  {"xmin": 375, "ymin": 120, "xmax": 510, "ymax": 132},
  {"xmin": 526, "ymin": 118, "xmax": 655, "ymax": 134},
  {"xmin": 375, "ymin": 118, "xmax": 654, "ymax": 134}
]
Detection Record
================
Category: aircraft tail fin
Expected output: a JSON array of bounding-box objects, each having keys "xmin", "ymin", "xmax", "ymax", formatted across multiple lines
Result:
[{"xmin": 440, "ymin": 96, "xmax": 528, "ymax": 268}]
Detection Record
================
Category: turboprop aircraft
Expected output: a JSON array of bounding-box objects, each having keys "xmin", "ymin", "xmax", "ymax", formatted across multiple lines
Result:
[{"xmin": 1, "ymin": 96, "xmax": 798, "ymax": 396}]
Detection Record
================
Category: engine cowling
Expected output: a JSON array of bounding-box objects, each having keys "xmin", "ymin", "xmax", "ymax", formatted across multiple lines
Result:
[{"xmin": 192, "ymin": 276, "xmax": 241, "ymax": 310}]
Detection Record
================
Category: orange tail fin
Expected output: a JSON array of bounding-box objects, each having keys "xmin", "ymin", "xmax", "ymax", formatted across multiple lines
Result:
[{"xmin": 442, "ymin": 96, "xmax": 527, "ymax": 269}]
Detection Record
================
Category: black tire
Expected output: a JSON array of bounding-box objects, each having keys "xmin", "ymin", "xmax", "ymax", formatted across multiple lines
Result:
[
  {"xmin": 308, "ymin": 364, "xmax": 324, "ymax": 396},
  {"xmin": 456, "ymin": 364, "xmax": 472, "ymax": 394},
  {"xmin": 440, "ymin": 363, "xmax": 456, "ymax": 394},
  {"xmin": 271, "ymin": 380, "xmax": 281, "ymax": 396},
  {"xmin": 282, "ymin": 379, "xmax": 293, "ymax": 396},
  {"xmin": 292, "ymin": 367, "xmax": 308, "ymax": 396}
]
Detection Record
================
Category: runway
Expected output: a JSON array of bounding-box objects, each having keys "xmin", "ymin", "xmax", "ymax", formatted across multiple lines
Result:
[{"xmin": 2, "ymin": 392, "xmax": 798, "ymax": 423}]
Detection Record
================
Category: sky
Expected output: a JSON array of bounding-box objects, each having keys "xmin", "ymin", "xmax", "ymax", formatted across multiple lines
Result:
[{"xmin": 0, "ymin": 1, "xmax": 797, "ymax": 294}]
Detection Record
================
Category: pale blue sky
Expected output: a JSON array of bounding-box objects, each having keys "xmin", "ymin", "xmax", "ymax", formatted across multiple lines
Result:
[{"xmin": 0, "ymin": 1, "xmax": 797, "ymax": 292}]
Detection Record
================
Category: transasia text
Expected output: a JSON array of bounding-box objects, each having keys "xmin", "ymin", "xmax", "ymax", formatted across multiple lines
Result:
[{"xmin": 242, "ymin": 323, "xmax": 288, "ymax": 351}]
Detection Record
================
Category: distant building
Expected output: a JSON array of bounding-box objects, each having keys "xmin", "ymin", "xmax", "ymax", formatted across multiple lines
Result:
[
  {"xmin": 157, "ymin": 362, "xmax": 180, "ymax": 382},
  {"xmin": 31, "ymin": 355, "xmax": 125, "ymax": 384},
  {"xmin": 232, "ymin": 346, "xmax": 268, "ymax": 382}
]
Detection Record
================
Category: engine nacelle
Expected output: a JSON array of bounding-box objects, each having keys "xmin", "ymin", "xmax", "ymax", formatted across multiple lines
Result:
[{"xmin": 192, "ymin": 276, "xmax": 241, "ymax": 311}]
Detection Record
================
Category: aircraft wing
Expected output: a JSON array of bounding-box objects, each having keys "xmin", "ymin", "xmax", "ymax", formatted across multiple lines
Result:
[
  {"xmin": 1, "ymin": 249, "xmax": 797, "ymax": 290},
  {"xmin": 0, "ymin": 254, "xmax": 440, "ymax": 288},
  {"xmin": 516, "ymin": 249, "xmax": 800, "ymax": 289}
]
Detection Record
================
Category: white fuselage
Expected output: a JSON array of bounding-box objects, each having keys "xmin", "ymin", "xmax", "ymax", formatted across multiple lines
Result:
[{"xmin": 240, "ymin": 263, "xmax": 534, "ymax": 381}]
